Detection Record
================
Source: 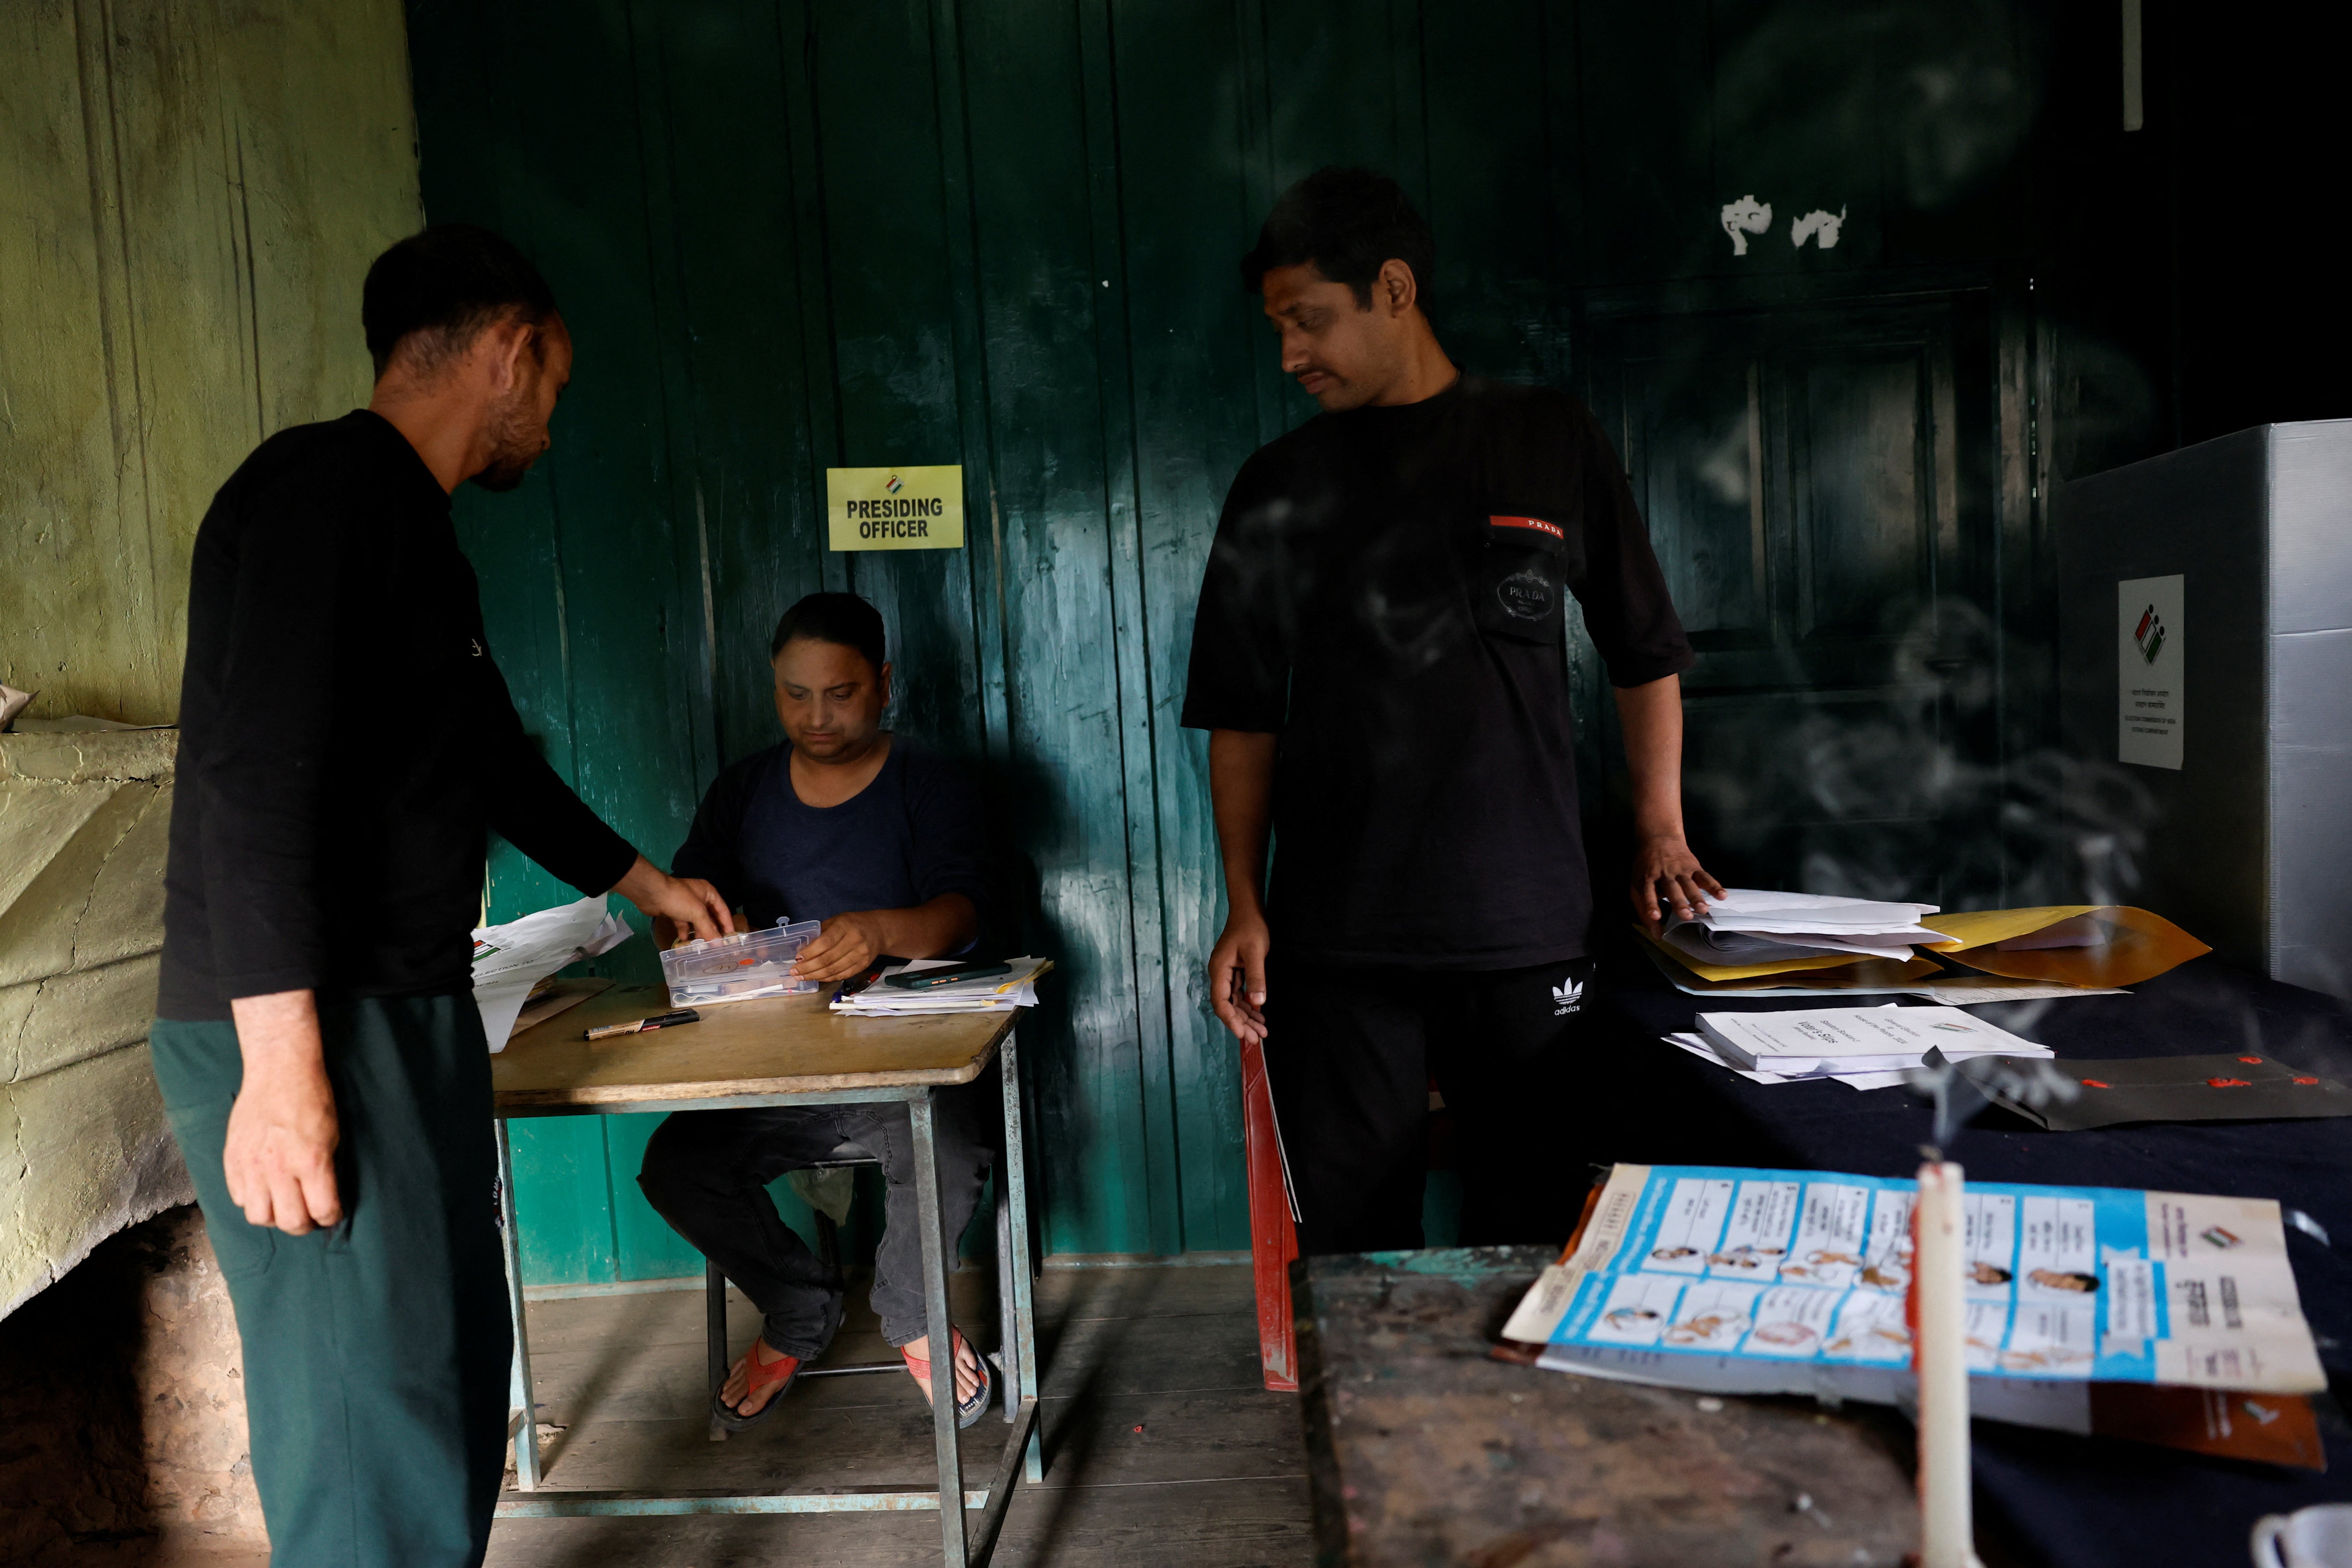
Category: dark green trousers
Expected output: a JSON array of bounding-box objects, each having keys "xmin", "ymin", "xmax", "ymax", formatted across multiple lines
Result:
[{"xmin": 151, "ymin": 994, "xmax": 510, "ymax": 1568}]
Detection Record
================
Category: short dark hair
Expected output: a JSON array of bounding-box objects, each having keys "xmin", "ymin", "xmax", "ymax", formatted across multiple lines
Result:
[
  {"xmin": 361, "ymin": 224, "xmax": 558, "ymax": 378},
  {"xmin": 769, "ymin": 592, "xmax": 886, "ymax": 672},
  {"xmin": 1238, "ymin": 167, "xmax": 1434, "ymax": 310}
]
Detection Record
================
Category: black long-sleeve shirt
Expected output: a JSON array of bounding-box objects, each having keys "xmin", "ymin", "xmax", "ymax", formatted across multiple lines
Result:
[{"xmin": 157, "ymin": 410, "xmax": 638, "ymax": 1020}]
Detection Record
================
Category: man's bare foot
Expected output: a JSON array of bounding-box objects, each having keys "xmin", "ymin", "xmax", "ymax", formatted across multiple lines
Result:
[
  {"xmin": 719, "ymin": 1337, "xmax": 800, "ymax": 1419},
  {"xmin": 901, "ymin": 1329, "xmax": 984, "ymax": 1406}
]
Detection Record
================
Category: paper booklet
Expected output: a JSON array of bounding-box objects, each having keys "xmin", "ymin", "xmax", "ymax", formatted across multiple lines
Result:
[
  {"xmin": 1500, "ymin": 1164, "xmax": 2327, "ymax": 1462},
  {"xmin": 1696, "ymin": 1006, "xmax": 2048, "ymax": 1074},
  {"xmin": 471, "ymin": 895, "xmax": 635, "ymax": 1051}
]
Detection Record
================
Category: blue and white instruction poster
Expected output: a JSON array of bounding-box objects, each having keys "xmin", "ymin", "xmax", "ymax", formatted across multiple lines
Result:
[{"xmin": 1502, "ymin": 1164, "xmax": 2323, "ymax": 1404}]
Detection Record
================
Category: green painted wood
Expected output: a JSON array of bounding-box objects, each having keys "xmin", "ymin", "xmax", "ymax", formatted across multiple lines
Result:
[
  {"xmin": 405, "ymin": 0, "xmax": 2050, "ymax": 1283},
  {"xmin": 956, "ymin": 2, "xmax": 1155, "ymax": 1258},
  {"xmin": 644, "ymin": 1, "xmax": 835, "ymax": 770},
  {"xmin": 1421, "ymin": 0, "xmax": 1563, "ymax": 381},
  {"xmin": 511, "ymin": 1117, "xmax": 620, "ymax": 1285},
  {"xmin": 1108, "ymin": 0, "xmax": 1274, "ymax": 1257}
]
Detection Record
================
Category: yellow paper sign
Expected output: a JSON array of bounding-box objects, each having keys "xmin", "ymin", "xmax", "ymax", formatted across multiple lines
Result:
[{"xmin": 827, "ymin": 465, "xmax": 964, "ymax": 552}]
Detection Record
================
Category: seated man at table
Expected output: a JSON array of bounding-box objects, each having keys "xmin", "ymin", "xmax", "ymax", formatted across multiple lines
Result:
[{"xmin": 638, "ymin": 591, "xmax": 999, "ymax": 1430}]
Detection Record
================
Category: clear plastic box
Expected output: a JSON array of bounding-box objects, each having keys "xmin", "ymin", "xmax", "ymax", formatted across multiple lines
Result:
[{"xmin": 660, "ymin": 918, "xmax": 824, "ymax": 1005}]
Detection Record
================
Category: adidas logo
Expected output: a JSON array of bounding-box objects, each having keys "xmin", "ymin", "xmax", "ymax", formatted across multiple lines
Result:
[{"xmin": 1551, "ymin": 978, "xmax": 1584, "ymax": 1016}]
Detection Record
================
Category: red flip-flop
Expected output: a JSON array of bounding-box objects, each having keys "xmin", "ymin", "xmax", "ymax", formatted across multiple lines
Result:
[
  {"xmin": 901, "ymin": 1327, "xmax": 995, "ymax": 1428},
  {"xmin": 712, "ymin": 1338, "xmax": 802, "ymax": 1432}
]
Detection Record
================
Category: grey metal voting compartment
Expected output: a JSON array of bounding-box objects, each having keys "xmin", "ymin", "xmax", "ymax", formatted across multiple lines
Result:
[{"xmin": 2055, "ymin": 420, "xmax": 2352, "ymax": 998}]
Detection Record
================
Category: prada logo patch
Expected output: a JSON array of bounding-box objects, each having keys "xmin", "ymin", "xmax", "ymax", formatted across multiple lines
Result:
[{"xmin": 1489, "ymin": 514, "xmax": 1564, "ymax": 541}]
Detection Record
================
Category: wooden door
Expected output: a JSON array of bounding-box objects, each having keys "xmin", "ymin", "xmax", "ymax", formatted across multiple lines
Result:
[{"xmin": 1584, "ymin": 284, "xmax": 2012, "ymax": 906}]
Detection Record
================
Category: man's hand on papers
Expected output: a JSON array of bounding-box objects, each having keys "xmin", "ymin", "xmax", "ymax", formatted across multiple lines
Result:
[
  {"xmin": 792, "ymin": 895, "xmax": 978, "ymax": 983},
  {"xmin": 1631, "ymin": 833, "xmax": 1725, "ymax": 932},
  {"xmin": 1208, "ymin": 910, "xmax": 1270, "ymax": 1045},
  {"xmin": 224, "ymin": 989, "xmax": 344, "ymax": 1235},
  {"xmin": 612, "ymin": 855, "xmax": 734, "ymax": 943}
]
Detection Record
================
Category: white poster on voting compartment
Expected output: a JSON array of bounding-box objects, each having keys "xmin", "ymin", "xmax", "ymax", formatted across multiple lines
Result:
[{"xmin": 2117, "ymin": 574, "xmax": 2184, "ymax": 770}]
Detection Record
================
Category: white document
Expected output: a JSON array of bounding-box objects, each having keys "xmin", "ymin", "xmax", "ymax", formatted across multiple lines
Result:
[
  {"xmin": 1692, "ymin": 888, "xmax": 1940, "ymax": 932},
  {"xmin": 470, "ymin": 895, "xmax": 634, "ymax": 1051},
  {"xmin": 1662, "ymin": 889, "xmax": 1946, "ymax": 965},
  {"xmin": 2117, "ymin": 574, "xmax": 2184, "ymax": 770},
  {"xmin": 1697, "ymin": 1007, "xmax": 2047, "ymax": 1073},
  {"xmin": 1664, "ymin": 1032, "xmax": 1994, "ymax": 1091},
  {"xmin": 1919, "ymin": 977, "xmax": 2128, "ymax": 1004},
  {"xmin": 1662, "ymin": 926, "xmax": 1916, "ymax": 965},
  {"xmin": 829, "ymin": 955, "xmax": 1052, "ymax": 1016},
  {"xmin": 1661, "ymin": 1032, "xmax": 1796, "ymax": 1084}
]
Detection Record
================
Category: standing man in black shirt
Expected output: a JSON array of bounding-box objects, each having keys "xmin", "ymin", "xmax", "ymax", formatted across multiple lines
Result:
[
  {"xmin": 151, "ymin": 226, "xmax": 732, "ymax": 1568},
  {"xmin": 1182, "ymin": 168, "xmax": 1722, "ymax": 1257}
]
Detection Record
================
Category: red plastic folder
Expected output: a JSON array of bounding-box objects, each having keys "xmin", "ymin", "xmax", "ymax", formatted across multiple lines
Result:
[{"xmin": 1238, "ymin": 1034, "xmax": 1300, "ymax": 1392}]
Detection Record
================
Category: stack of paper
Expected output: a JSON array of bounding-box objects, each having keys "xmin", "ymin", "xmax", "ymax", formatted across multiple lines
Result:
[
  {"xmin": 829, "ymin": 956, "xmax": 1052, "ymax": 1017},
  {"xmin": 1661, "ymin": 889, "xmax": 1947, "ymax": 968},
  {"xmin": 471, "ymin": 895, "xmax": 635, "ymax": 1051},
  {"xmin": 1664, "ymin": 1004, "xmax": 2051, "ymax": 1090}
]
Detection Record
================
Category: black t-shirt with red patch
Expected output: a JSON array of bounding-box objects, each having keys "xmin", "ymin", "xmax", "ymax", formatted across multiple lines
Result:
[{"xmin": 1180, "ymin": 374, "xmax": 1692, "ymax": 970}]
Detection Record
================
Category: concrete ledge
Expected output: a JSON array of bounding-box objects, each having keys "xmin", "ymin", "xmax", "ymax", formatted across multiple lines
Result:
[
  {"xmin": 0, "ymin": 729, "xmax": 177, "ymax": 1325},
  {"xmin": 0, "ymin": 726, "xmax": 179, "ymax": 785},
  {"xmin": 1, "ymin": 957, "xmax": 166, "ymax": 1082},
  {"xmin": 0, "ymin": 777, "xmax": 168, "ymax": 987},
  {"xmin": 1, "ymin": 1048, "xmax": 192, "ymax": 1321}
]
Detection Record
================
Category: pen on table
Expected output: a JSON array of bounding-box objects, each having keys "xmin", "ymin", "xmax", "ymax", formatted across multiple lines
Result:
[{"xmin": 585, "ymin": 1008, "xmax": 700, "ymax": 1040}]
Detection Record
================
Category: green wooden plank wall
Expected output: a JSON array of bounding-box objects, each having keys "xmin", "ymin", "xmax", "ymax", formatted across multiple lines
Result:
[{"xmin": 403, "ymin": 0, "xmax": 2047, "ymax": 1282}]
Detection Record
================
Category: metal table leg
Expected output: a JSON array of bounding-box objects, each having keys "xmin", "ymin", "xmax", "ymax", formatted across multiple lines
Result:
[
  {"xmin": 909, "ymin": 1090, "xmax": 969, "ymax": 1568},
  {"xmin": 706, "ymin": 1261, "xmax": 729, "ymax": 1441},
  {"xmin": 1000, "ymin": 1028, "xmax": 1043, "ymax": 1481},
  {"xmin": 496, "ymin": 1119, "xmax": 542, "ymax": 1491}
]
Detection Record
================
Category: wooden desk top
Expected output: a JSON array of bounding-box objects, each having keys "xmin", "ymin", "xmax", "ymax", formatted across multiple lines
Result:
[
  {"xmin": 491, "ymin": 982, "xmax": 1013, "ymax": 1113},
  {"xmin": 1294, "ymin": 1248, "xmax": 1918, "ymax": 1567}
]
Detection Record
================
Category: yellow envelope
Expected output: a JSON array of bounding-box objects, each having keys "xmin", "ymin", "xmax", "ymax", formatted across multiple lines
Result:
[
  {"xmin": 1920, "ymin": 906, "xmax": 2208, "ymax": 989},
  {"xmin": 1637, "ymin": 928, "xmax": 1928, "ymax": 984},
  {"xmin": 1643, "ymin": 942, "xmax": 1947, "ymax": 995}
]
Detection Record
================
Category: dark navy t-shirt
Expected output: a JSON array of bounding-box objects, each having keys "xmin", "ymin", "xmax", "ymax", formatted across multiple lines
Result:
[{"xmin": 670, "ymin": 738, "xmax": 994, "ymax": 944}]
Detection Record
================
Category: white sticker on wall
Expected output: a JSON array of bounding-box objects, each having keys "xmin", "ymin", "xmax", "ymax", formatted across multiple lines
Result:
[
  {"xmin": 1720, "ymin": 195, "xmax": 1772, "ymax": 255},
  {"xmin": 2117, "ymin": 575, "xmax": 2184, "ymax": 770}
]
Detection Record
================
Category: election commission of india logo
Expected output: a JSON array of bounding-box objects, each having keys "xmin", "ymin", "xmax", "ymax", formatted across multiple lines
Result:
[
  {"xmin": 1552, "ymin": 977, "xmax": 1584, "ymax": 1016},
  {"xmin": 2133, "ymin": 602, "xmax": 2166, "ymax": 663},
  {"xmin": 884, "ymin": 472, "xmax": 904, "ymax": 495}
]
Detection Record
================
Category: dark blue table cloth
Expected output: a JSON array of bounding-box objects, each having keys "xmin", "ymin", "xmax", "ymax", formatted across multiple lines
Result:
[{"xmin": 1589, "ymin": 943, "xmax": 2352, "ymax": 1567}]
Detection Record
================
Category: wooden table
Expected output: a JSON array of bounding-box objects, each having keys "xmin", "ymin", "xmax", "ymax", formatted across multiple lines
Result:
[
  {"xmin": 1293, "ymin": 1247, "xmax": 1924, "ymax": 1567},
  {"xmin": 489, "ymin": 981, "xmax": 1041, "ymax": 1568}
]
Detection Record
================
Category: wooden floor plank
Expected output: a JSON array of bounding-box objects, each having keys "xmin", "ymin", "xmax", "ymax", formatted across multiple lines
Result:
[
  {"xmin": 521, "ymin": 1270, "xmax": 998, "ymax": 1354},
  {"xmin": 514, "ymin": 1382, "xmax": 1302, "ymax": 1498},
  {"xmin": 492, "ymin": 1259, "xmax": 1307, "ymax": 1567},
  {"xmin": 1031, "ymin": 1263, "xmax": 1254, "ymax": 1321},
  {"xmin": 484, "ymin": 1476, "xmax": 1312, "ymax": 1568},
  {"xmin": 1035, "ymin": 1310, "xmax": 1263, "ymax": 1400}
]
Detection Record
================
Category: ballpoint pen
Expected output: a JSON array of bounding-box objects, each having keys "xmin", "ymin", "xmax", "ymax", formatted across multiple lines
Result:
[{"xmin": 585, "ymin": 1008, "xmax": 700, "ymax": 1040}]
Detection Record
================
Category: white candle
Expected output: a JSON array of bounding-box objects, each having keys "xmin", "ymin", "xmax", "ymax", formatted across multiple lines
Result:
[{"xmin": 1913, "ymin": 1160, "xmax": 1980, "ymax": 1568}]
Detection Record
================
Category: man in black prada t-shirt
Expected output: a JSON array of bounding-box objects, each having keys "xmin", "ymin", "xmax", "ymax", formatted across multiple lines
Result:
[{"xmin": 1182, "ymin": 168, "xmax": 1723, "ymax": 1256}]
